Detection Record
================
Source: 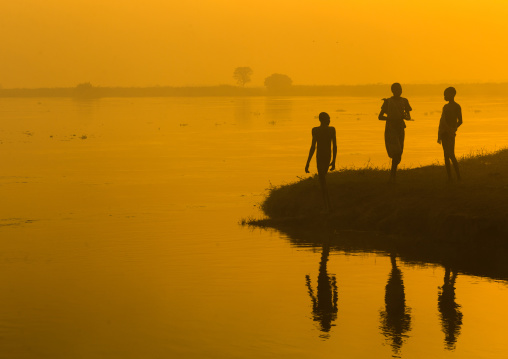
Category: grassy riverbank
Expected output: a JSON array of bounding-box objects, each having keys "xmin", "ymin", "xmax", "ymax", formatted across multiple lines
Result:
[{"xmin": 250, "ymin": 149, "xmax": 508, "ymax": 243}]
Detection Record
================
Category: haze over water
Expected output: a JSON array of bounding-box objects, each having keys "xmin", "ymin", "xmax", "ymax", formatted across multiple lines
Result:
[
  {"xmin": 3, "ymin": 1, "xmax": 508, "ymax": 88},
  {"xmin": 1, "ymin": 96, "xmax": 508, "ymax": 358}
]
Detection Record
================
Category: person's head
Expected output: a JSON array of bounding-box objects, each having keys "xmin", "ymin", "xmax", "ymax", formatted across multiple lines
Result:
[
  {"xmin": 319, "ymin": 112, "xmax": 330, "ymax": 126},
  {"xmin": 391, "ymin": 83, "xmax": 402, "ymax": 97},
  {"xmin": 444, "ymin": 87, "xmax": 456, "ymax": 101}
]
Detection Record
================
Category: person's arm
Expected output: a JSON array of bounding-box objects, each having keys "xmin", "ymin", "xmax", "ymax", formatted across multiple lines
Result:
[
  {"xmin": 437, "ymin": 109, "xmax": 444, "ymax": 144},
  {"xmin": 457, "ymin": 104, "xmax": 463, "ymax": 128},
  {"xmin": 378, "ymin": 99, "xmax": 388, "ymax": 121},
  {"xmin": 305, "ymin": 130, "xmax": 317, "ymax": 173},
  {"xmin": 405, "ymin": 99, "xmax": 413, "ymax": 121},
  {"xmin": 330, "ymin": 127, "xmax": 337, "ymax": 171}
]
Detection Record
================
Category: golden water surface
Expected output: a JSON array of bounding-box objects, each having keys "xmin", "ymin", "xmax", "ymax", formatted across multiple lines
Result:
[{"xmin": 1, "ymin": 96, "xmax": 507, "ymax": 358}]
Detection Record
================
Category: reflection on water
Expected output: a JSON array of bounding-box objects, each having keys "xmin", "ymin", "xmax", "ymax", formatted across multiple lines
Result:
[
  {"xmin": 234, "ymin": 98, "xmax": 254, "ymax": 124},
  {"xmin": 2, "ymin": 96, "xmax": 508, "ymax": 358},
  {"xmin": 273, "ymin": 221, "xmax": 508, "ymax": 357},
  {"xmin": 233, "ymin": 97, "xmax": 293, "ymax": 126},
  {"xmin": 305, "ymin": 238, "xmax": 338, "ymax": 337},
  {"xmin": 438, "ymin": 268, "xmax": 463, "ymax": 350},
  {"xmin": 379, "ymin": 254, "xmax": 412, "ymax": 356},
  {"xmin": 264, "ymin": 97, "xmax": 293, "ymax": 123}
]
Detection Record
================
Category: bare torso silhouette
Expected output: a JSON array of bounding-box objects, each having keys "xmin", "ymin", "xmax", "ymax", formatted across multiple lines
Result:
[
  {"xmin": 312, "ymin": 126, "xmax": 336, "ymax": 174},
  {"xmin": 439, "ymin": 102, "xmax": 462, "ymax": 137}
]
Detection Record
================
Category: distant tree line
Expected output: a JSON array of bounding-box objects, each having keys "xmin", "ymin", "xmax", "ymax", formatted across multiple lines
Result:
[
  {"xmin": 2, "ymin": 82, "xmax": 508, "ymax": 98},
  {"xmin": 233, "ymin": 66, "xmax": 294, "ymax": 94}
]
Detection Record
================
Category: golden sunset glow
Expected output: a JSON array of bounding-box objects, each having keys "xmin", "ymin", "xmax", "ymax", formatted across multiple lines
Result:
[
  {"xmin": 2, "ymin": 0, "xmax": 508, "ymax": 87},
  {"xmin": 2, "ymin": 2, "xmax": 508, "ymax": 358}
]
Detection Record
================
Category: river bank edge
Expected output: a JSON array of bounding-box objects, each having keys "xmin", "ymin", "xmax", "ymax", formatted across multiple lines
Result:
[{"xmin": 246, "ymin": 148, "xmax": 508, "ymax": 247}]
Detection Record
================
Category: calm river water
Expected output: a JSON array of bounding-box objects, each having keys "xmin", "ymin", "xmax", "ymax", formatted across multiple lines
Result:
[{"xmin": 0, "ymin": 96, "xmax": 507, "ymax": 358}]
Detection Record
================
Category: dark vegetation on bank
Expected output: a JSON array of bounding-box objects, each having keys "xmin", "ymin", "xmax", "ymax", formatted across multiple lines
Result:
[
  {"xmin": 248, "ymin": 149, "xmax": 508, "ymax": 246},
  {"xmin": 3, "ymin": 82, "xmax": 508, "ymax": 98}
]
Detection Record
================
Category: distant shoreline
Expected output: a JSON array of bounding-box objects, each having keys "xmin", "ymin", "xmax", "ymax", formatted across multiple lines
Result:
[{"xmin": 2, "ymin": 83, "xmax": 508, "ymax": 98}]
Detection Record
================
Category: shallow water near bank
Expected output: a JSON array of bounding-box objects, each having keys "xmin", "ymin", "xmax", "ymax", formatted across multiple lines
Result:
[{"xmin": 1, "ymin": 96, "xmax": 508, "ymax": 358}]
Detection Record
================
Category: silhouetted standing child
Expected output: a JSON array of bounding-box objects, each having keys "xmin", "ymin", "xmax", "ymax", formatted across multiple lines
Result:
[
  {"xmin": 305, "ymin": 112, "xmax": 337, "ymax": 212},
  {"xmin": 438, "ymin": 87, "xmax": 462, "ymax": 181},
  {"xmin": 379, "ymin": 83, "xmax": 412, "ymax": 182}
]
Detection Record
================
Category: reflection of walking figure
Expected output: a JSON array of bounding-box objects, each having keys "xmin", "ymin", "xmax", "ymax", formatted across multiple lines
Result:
[
  {"xmin": 305, "ymin": 240, "xmax": 338, "ymax": 337},
  {"xmin": 438, "ymin": 87, "xmax": 462, "ymax": 181},
  {"xmin": 438, "ymin": 268, "xmax": 463, "ymax": 350},
  {"xmin": 379, "ymin": 253, "xmax": 412, "ymax": 355},
  {"xmin": 378, "ymin": 83, "xmax": 412, "ymax": 182},
  {"xmin": 305, "ymin": 112, "xmax": 337, "ymax": 212}
]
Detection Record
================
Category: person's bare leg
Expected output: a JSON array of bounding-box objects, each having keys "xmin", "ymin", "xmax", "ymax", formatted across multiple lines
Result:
[
  {"xmin": 444, "ymin": 156, "xmax": 452, "ymax": 181},
  {"xmin": 390, "ymin": 161, "xmax": 397, "ymax": 182},
  {"xmin": 390, "ymin": 155, "xmax": 400, "ymax": 183},
  {"xmin": 319, "ymin": 174, "xmax": 331, "ymax": 213},
  {"xmin": 450, "ymin": 156, "xmax": 461, "ymax": 181}
]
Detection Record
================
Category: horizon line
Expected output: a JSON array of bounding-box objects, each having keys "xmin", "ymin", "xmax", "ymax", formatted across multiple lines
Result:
[{"xmin": 3, "ymin": 81, "xmax": 508, "ymax": 90}]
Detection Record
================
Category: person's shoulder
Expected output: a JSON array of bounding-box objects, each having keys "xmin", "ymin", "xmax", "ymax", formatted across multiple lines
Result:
[
  {"xmin": 444, "ymin": 102, "xmax": 460, "ymax": 110},
  {"xmin": 401, "ymin": 97, "xmax": 412, "ymax": 110}
]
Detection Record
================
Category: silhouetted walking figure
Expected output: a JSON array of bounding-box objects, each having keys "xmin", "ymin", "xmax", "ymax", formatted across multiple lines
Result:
[
  {"xmin": 438, "ymin": 87, "xmax": 462, "ymax": 181},
  {"xmin": 305, "ymin": 112, "xmax": 337, "ymax": 212},
  {"xmin": 378, "ymin": 83, "xmax": 412, "ymax": 182},
  {"xmin": 379, "ymin": 253, "xmax": 412, "ymax": 356},
  {"xmin": 305, "ymin": 240, "xmax": 338, "ymax": 337},
  {"xmin": 438, "ymin": 267, "xmax": 463, "ymax": 350}
]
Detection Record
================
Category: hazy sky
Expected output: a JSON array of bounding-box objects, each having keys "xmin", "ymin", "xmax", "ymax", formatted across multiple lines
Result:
[{"xmin": 2, "ymin": 0, "xmax": 508, "ymax": 88}]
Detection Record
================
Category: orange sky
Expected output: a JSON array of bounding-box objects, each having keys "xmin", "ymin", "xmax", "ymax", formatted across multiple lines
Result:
[{"xmin": 2, "ymin": 0, "xmax": 508, "ymax": 88}]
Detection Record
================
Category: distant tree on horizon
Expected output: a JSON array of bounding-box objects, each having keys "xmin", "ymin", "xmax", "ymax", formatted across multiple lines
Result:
[
  {"xmin": 74, "ymin": 82, "xmax": 100, "ymax": 98},
  {"xmin": 233, "ymin": 67, "xmax": 253, "ymax": 87},
  {"xmin": 76, "ymin": 82, "xmax": 93, "ymax": 89},
  {"xmin": 264, "ymin": 73, "xmax": 293, "ymax": 93}
]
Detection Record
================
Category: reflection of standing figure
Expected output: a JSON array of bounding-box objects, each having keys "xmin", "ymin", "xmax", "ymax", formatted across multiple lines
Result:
[
  {"xmin": 305, "ymin": 241, "xmax": 338, "ymax": 337},
  {"xmin": 438, "ymin": 268, "xmax": 463, "ymax": 350},
  {"xmin": 379, "ymin": 254, "xmax": 412, "ymax": 355}
]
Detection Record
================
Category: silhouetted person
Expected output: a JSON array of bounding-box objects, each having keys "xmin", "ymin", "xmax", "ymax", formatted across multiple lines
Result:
[
  {"xmin": 305, "ymin": 240, "xmax": 338, "ymax": 337},
  {"xmin": 379, "ymin": 253, "xmax": 412, "ymax": 355},
  {"xmin": 378, "ymin": 83, "xmax": 412, "ymax": 182},
  {"xmin": 438, "ymin": 87, "xmax": 462, "ymax": 181},
  {"xmin": 438, "ymin": 267, "xmax": 463, "ymax": 350},
  {"xmin": 305, "ymin": 112, "xmax": 337, "ymax": 212}
]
